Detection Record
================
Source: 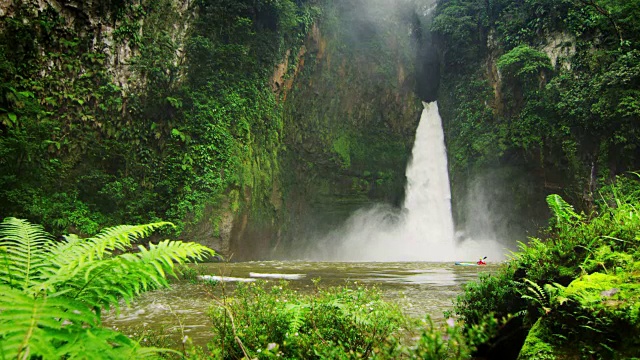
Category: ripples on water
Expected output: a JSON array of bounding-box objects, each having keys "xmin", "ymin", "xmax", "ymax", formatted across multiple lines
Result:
[{"xmin": 104, "ymin": 261, "xmax": 496, "ymax": 347}]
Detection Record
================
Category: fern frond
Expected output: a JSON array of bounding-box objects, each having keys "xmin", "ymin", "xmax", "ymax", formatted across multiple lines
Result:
[
  {"xmin": 0, "ymin": 285, "xmax": 165, "ymax": 360},
  {"xmin": 47, "ymin": 257, "xmax": 140, "ymax": 309},
  {"xmin": 133, "ymin": 240, "xmax": 214, "ymax": 272},
  {"xmin": 0, "ymin": 217, "xmax": 56, "ymax": 291},
  {"xmin": 1, "ymin": 217, "xmax": 213, "ymax": 358},
  {"xmin": 50, "ymin": 240, "xmax": 214, "ymax": 310},
  {"xmin": 520, "ymin": 278, "xmax": 559, "ymax": 316},
  {"xmin": 323, "ymin": 298, "xmax": 346, "ymax": 311},
  {"xmin": 0, "ymin": 284, "xmax": 98, "ymax": 359},
  {"xmin": 52, "ymin": 327, "xmax": 171, "ymax": 359},
  {"xmin": 284, "ymin": 303, "xmax": 309, "ymax": 335},
  {"xmin": 48, "ymin": 222, "xmax": 174, "ymax": 272}
]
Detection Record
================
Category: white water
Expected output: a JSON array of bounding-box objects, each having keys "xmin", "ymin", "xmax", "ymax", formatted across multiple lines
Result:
[
  {"xmin": 309, "ymin": 101, "xmax": 506, "ymax": 261},
  {"xmin": 312, "ymin": 102, "xmax": 456, "ymax": 261},
  {"xmin": 400, "ymin": 101, "xmax": 456, "ymax": 259}
]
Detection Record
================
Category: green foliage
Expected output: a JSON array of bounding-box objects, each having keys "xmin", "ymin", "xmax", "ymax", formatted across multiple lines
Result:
[
  {"xmin": 0, "ymin": 217, "xmax": 214, "ymax": 358},
  {"xmin": 431, "ymin": 1, "xmax": 488, "ymax": 69},
  {"xmin": 546, "ymin": 194, "xmax": 582, "ymax": 228},
  {"xmin": 453, "ymin": 266, "xmax": 522, "ymax": 325},
  {"xmin": 517, "ymin": 318, "xmax": 558, "ymax": 360},
  {"xmin": 519, "ymin": 278, "xmax": 563, "ymax": 318},
  {"xmin": 433, "ymin": 0, "xmax": 640, "ymax": 217},
  {"xmin": 497, "ymin": 45, "xmax": 552, "ymax": 79},
  {"xmin": 194, "ymin": 279, "xmax": 501, "ymax": 359},
  {"xmin": 454, "ymin": 178, "xmax": 640, "ymax": 358},
  {"xmin": 206, "ymin": 281, "xmax": 407, "ymax": 359},
  {"xmin": 332, "ymin": 133, "xmax": 352, "ymax": 169},
  {"xmin": 0, "ymin": 0, "xmax": 322, "ymax": 237},
  {"xmin": 410, "ymin": 315, "xmax": 500, "ymax": 360}
]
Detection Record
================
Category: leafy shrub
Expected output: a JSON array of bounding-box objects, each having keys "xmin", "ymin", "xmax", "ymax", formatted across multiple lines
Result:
[
  {"xmin": 206, "ymin": 280, "xmax": 408, "ymax": 359},
  {"xmin": 453, "ymin": 265, "xmax": 522, "ymax": 325},
  {"xmin": 0, "ymin": 217, "xmax": 214, "ymax": 359},
  {"xmin": 496, "ymin": 45, "xmax": 553, "ymax": 80},
  {"xmin": 454, "ymin": 178, "xmax": 640, "ymax": 358},
  {"xmin": 409, "ymin": 315, "xmax": 500, "ymax": 360}
]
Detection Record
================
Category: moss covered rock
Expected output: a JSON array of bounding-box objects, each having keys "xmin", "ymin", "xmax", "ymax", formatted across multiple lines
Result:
[{"xmin": 517, "ymin": 318, "xmax": 558, "ymax": 360}]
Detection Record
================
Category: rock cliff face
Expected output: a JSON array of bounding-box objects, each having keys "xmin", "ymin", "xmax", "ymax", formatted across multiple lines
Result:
[
  {"xmin": 274, "ymin": 0, "xmax": 424, "ymax": 257},
  {"xmin": 0, "ymin": 0, "xmax": 191, "ymax": 89},
  {"xmin": 0, "ymin": 0, "xmax": 429, "ymax": 258}
]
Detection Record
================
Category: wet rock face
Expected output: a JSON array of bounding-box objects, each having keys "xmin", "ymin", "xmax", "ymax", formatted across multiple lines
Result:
[{"xmin": 276, "ymin": 0, "xmax": 428, "ymax": 255}]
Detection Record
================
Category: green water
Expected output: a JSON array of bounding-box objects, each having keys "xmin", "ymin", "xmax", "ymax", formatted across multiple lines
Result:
[{"xmin": 104, "ymin": 261, "xmax": 496, "ymax": 347}]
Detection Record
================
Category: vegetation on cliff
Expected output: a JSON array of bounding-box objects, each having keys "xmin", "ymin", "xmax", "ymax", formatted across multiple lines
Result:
[
  {"xmin": 2, "ymin": 0, "xmax": 639, "ymax": 357},
  {"xmin": 0, "ymin": 0, "xmax": 424, "ymax": 258},
  {"xmin": 429, "ymin": 0, "xmax": 640, "ymax": 355},
  {"xmin": 279, "ymin": 0, "xmax": 423, "ymax": 251},
  {"xmin": 4, "ymin": 176, "xmax": 638, "ymax": 359},
  {"xmin": 0, "ymin": 0, "xmax": 319, "ymax": 243},
  {"xmin": 432, "ymin": 0, "xmax": 640, "ymax": 237}
]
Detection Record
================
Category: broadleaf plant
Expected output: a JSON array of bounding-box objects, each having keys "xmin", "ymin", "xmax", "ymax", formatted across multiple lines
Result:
[{"xmin": 0, "ymin": 217, "xmax": 214, "ymax": 359}]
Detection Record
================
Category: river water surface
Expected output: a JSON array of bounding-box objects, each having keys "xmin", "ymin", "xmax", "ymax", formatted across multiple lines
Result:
[{"xmin": 104, "ymin": 261, "xmax": 496, "ymax": 347}]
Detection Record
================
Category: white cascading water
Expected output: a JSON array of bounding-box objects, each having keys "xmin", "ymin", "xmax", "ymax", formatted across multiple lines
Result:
[
  {"xmin": 316, "ymin": 101, "xmax": 459, "ymax": 261},
  {"xmin": 399, "ymin": 101, "xmax": 456, "ymax": 260}
]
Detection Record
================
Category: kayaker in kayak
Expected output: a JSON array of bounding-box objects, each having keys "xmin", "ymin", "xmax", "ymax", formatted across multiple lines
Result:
[{"xmin": 477, "ymin": 257, "xmax": 487, "ymax": 265}]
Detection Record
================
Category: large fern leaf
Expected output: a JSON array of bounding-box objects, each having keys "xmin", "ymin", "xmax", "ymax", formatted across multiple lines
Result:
[
  {"xmin": 546, "ymin": 194, "xmax": 581, "ymax": 226},
  {"xmin": 1, "ymin": 217, "xmax": 215, "ymax": 358},
  {"xmin": 0, "ymin": 284, "xmax": 167, "ymax": 359},
  {"xmin": 47, "ymin": 239, "xmax": 214, "ymax": 310},
  {"xmin": 0, "ymin": 284, "xmax": 97, "ymax": 359},
  {"xmin": 284, "ymin": 303, "xmax": 310, "ymax": 335},
  {"xmin": 0, "ymin": 217, "xmax": 56, "ymax": 291},
  {"xmin": 47, "ymin": 222, "xmax": 174, "ymax": 272}
]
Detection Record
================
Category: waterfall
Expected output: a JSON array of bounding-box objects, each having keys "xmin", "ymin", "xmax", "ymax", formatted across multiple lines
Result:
[
  {"xmin": 400, "ymin": 101, "xmax": 456, "ymax": 260},
  {"xmin": 315, "ymin": 101, "xmax": 459, "ymax": 261}
]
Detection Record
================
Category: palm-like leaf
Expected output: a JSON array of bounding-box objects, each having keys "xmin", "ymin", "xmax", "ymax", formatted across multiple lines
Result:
[
  {"xmin": 57, "ymin": 240, "xmax": 213, "ymax": 310},
  {"xmin": 0, "ymin": 217, "xmax": 215, "ymax": 358}
]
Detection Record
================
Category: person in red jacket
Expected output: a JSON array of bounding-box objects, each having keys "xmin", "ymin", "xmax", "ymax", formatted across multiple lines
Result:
[{"xmin": 477, "ymin": 257, "xmax": 487, "ymax": 265}]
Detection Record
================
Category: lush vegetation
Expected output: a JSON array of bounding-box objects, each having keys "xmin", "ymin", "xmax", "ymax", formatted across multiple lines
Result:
[
  {"xmin": 430, "ymin": 1, "xmax": 640, "ymax": 355},
  {"xmin": 4, "ymin": 177, "xmax": 639, "ymax": 359},
  {"xmin": 0, "ymin": 217, "xmax": 213, "ymax": 358},
  {"xmin": 2, "ymin": 0, "xmax": 640, "ymax": 357},
  {"xmin": 432, "ymin": 0, "xmax": 640, "ymax": 236},
  {"xmin": 0, "ymin": 0, "xmax": 424, "ymax": 258},
  {"xmin": 206, "ymin": 281, "xmax": 407, "ymax": 359},
  {"xmin": 151, "ymin": 278, "xmax": 497, "ymax": 360},
  {"xmin": 0, "ymin": 0, "xmax": 319, "ymax": 238},
  {"xmin": 430, "ymin": 2, "xmax": 640, "ymax": 353},
  {"xmin": 452, "ymin": 176, "xmax": 640, "ymax": 358}
]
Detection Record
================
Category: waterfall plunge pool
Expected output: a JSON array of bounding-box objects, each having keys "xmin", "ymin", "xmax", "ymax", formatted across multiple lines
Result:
[{"xmin": 104, "ymin": 261, "xmax": 497, "ymax": 347}]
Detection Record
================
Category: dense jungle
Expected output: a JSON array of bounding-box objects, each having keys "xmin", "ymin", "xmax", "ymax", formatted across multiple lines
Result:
[{"xmin": 1, "ymin": 0, "xmax": 639, "ymax": 358}]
